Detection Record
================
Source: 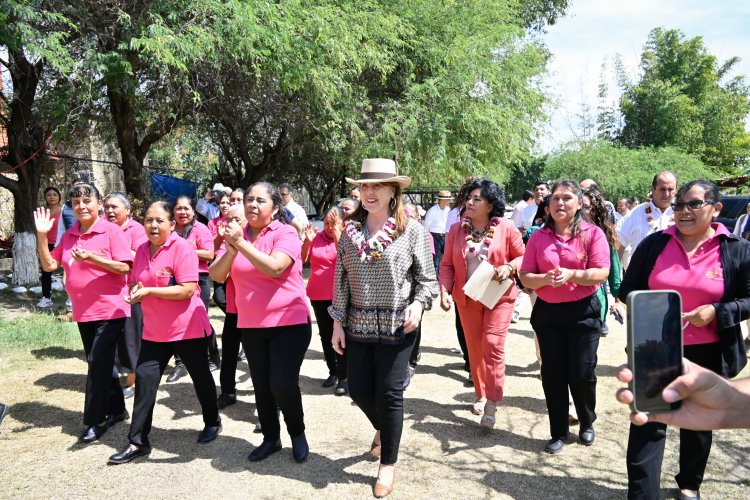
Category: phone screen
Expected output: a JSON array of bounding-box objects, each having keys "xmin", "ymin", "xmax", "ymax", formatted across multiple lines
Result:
[{"xmin": 628, "ymin": 291, "xmax": 683, "ymax": 413}]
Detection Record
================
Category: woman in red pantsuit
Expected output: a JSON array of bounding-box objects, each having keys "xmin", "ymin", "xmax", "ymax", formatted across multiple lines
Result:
[{"xmin": 439, "ymin": 178, "xmax": 525, "ymax": 429}]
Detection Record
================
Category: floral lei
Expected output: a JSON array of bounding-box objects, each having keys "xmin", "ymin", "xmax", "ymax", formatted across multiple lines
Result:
[
  {"xmin": 461, "ymin": 216, "xmax": 501, "ymax": 254},
  {"xmin": 645, "ymin": 203, "xmax": 674, "ymax": 231},
  {"xmin": 345, "ymin": 218, "xmax": 400, "ymax": 262}
]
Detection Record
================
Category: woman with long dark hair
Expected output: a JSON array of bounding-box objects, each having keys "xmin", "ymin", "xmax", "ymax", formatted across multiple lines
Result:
[{"xmin": 519, "ymin": 180, "xmax": 610, "ymax": 454}]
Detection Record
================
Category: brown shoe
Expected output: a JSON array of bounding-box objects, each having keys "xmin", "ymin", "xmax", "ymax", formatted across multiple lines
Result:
[{"xmin": 373, "ymin": 464, "xmax": 395, "ymax": 498}]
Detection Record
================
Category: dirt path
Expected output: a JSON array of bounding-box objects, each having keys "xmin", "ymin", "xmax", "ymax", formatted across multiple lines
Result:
[{"xmin": 0, "ymin": 299, "xmax": 748, "ymax": 499}]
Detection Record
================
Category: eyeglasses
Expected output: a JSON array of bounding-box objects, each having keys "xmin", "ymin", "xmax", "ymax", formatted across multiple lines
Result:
[{"xmin": 671, "ymin": 199, "xmax": 714, "ymax": 212}]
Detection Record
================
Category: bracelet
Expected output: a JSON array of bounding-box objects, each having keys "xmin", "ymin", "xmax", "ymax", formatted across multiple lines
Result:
[{"xmin": 505, "ymin": 264, "xmax": 514, "ymax": 275}]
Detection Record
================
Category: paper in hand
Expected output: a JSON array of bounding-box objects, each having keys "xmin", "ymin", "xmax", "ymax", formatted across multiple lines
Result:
[{"xmin": 462, "ymin": 260, "xmax": 512, "ymax": 309}]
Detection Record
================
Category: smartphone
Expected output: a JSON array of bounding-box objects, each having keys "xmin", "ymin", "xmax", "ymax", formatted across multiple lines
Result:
[{"xmin": 626, "ymin": 290, "xmax": 683, "ymax": 414}]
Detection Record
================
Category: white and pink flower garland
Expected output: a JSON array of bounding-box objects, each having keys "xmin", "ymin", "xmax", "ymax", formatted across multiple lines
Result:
[
  {"xmin": 645, "ymin": 203, "xmax": 674, "ymax": 232},
  {"xmin": 461, "ymin": 216, "xmax": 501, "ymax": 254},
  {"xmin": 345, "ymin": 218, "xmax": 400, "ymax": 262}
]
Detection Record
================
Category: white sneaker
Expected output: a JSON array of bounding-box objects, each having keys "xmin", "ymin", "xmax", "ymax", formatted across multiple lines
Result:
[
  {"xmin": 511, "ymin": 311, "xmax": 520, "ymax": 323},
  {"xmin": 36, "ymin": 297, "xmax": 53, "ymax": 309}
]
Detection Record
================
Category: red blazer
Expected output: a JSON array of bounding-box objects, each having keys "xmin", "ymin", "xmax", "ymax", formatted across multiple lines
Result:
[{"xmin": 439, "ymin": 218, "xmax": 525, "ymax": 308}]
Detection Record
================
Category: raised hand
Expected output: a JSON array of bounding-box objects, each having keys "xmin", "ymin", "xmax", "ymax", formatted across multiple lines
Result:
[{"xmin": 34, "ymin": 207, "xmax": 53, "ymax": 234}]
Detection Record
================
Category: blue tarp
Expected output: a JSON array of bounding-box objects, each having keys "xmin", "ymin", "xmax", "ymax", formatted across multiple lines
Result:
[{"xmin": 149, "ymin": 172, "xmax": 198, "ymax": 203}]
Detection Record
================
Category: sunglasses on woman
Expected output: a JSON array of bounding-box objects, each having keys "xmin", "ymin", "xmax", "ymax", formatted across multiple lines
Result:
[{"xmin": 670, "ymin": 199, "xmax": 714, "ymax": 212}]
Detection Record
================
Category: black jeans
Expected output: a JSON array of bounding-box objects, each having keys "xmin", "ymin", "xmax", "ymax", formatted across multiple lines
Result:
[
  {"xmin": 626, "ymin": 342, "xmax": 722, "ymax": 499},
  {"xmin": 77, "ymin": 319, "xmax": 127, "ymax": 426},
  {"xmin": 41, "ymin": 243, "xmax": 54, "ymax": 298},
  {"xmin": 241, "ymin": 322, "xmax": 312, "ymax": 442},
  {"xmin": 431, "ymin": 232, "xmax": 445, "ymax": 280},
  {"xmin": 219, "ymin": 313, "xmax": 242, "ymax": 394},
  {"xmin": 456, "ymin": 307, "xmax": 470, "ymax": 371},
  {"xmin": 129, "ymin": 337, "xmax": 220, "ymax": 447},
  {"xmin": 311, "ymin": 300, "xmax": 347, "ymax": 380},
  {"xmin": 531, "ymin": 294, "xmax": 602, "ymax": 440},
  {"xmin": 347, "ymin": 333, "xmax": 416, "ymax": 465}
]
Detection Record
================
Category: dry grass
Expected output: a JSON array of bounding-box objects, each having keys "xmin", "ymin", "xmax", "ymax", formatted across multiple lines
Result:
[{"xmin": 0, "ymin": 295, "xmax": 748, "ymax": 499}]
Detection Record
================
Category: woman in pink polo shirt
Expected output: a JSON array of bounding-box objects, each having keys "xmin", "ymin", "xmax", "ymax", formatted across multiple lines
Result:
[
  {"xmin": 211, "ymin": 181, "xmax": 311, "ymax": 464},
  {"xmin": 303, "ymin": 206, "xmax": 347, "ymax": 395},
  {"xmin": 208, "ymin": 189, "xmax": 244, "ymax": 314},
  {"xmin": 614, "ymin": 180, "xmax": 750, "ymax": 500},
  {"xmin": 440, "ymin": 178, "xmax": 525, "ymax": 430},
  {"xmin": 37, "ymin": 186, "xmax": 63, "ymax": 309},
  {"xmin": 104, "ymin": 191, "xmax": 148, "ymax": 398},
  {"xmin": 108, "ymin": 201, "xmax": 221, "ymax": 465},
  {"xmin": 34, "ymin": 183, "xmax": 132, "ymax": 444},
  {"xmin": 167, "ymin": 195, "xmax": 219, "ymax": 382},
  {"xmin": 519, "ymin": 180, "xmax": 610, "ymax": 454}
]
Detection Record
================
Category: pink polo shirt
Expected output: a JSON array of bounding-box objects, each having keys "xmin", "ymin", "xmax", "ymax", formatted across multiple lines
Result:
[
  {"xmin": 215, "ymin": 244, "xmax": 238, "ymax": 314},
  {"xmin": 306, "ymin": 231, "xmax": 337, "ymax": 301},
  {"xmin": 207, "ymin": 216, "xmax": 227, "ymax": 237},
  {"xmin": 178, "ymin": 220, "xmax": 213, "ymax": 273},
  {"xmin": 51, "ymin": 218, "xmax": 132, "ymax": 322},
  {"xmin": 122, "ymin": 218, "xmax": 148, "ymax": 253},
  {"xmin": 131, "ymin": 232, "xmax": 212, "ymax": 342},
  {"xmin": 231, "ymin": 220, "xmax": 310, "ymax": 328},
  {"xmin": 521, "ymin": 221, "xmax": 610, "ymax": 303},
  {"xmin": 648, "ymin": 224, "xmax": 727, "ymax": 345}
]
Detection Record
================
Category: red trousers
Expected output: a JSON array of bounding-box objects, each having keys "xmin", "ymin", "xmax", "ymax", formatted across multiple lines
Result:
[{"xmin": 456, "ymin": 298, "xmax": 513, "ymax": 401}]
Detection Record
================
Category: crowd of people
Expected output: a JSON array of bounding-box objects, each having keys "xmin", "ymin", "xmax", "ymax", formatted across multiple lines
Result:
[{"xmin": 8, "ymin": 161, "xmax": 749, "ymax": 498}]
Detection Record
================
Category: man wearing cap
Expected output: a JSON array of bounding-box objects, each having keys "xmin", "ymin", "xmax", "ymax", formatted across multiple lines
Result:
[
  {"xmin": 197, "ymin": 183, "xmax": 232, "ymax": 221},
  {"xmin": 422, "ymin": 190, "xmax": 453, "ymax": 279}
]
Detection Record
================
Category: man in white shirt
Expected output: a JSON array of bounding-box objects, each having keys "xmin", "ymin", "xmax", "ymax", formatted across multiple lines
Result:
[
  {"xmin": 279, "ymin": 183, "xmax": 309, "ymax": 237},
  {"xmin": 511, "ymin": 190, "xmax": 533, "ymax": 230},
  {"xmin": 423, "ymin": 190, "xmax": 453, "ymax": 278},
  {"xmin": 617, "ymin": 172, "xmax": 677, "ymax": 262},
  {"xmin": 615, "ymin": 197, "xmax": 630, "ymax": 222},
  {"xmin": 520, "ymin": 181, "xmax": 550, "ymax": 230},
  {"xmin": 196, "ymin": 183, "xmax": 231, "ymax": 221}
]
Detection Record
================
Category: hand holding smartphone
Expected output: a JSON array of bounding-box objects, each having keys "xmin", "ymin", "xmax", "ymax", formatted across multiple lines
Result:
[{"xmin": 626, "ymin": 290, "xmax": 684, "ymax": 414}]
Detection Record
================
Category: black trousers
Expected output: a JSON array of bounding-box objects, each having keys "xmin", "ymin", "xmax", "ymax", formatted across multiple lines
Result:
[
  {"xmin": 311, "ymin": 300, "xmax": 347, "ymax": 380},
  {"xmin": 531, "ymin": 293, "xmax": 602, "ymax": 440},
  {"xmin": 212, "ymin": 281, "xmax": 227, "ymax": 313},
  {"xmin": 128, "ymin": 337, "xmax": 220, "ymax": 447},
  {"xmin": 431, "ymin": 232, "xmax": 445, "ymax": 280},
  {"xmin": 347, "ymin": 333, "xmax": 416, "ymax": 465},
  {"xmin": 41, "ymin": 243, "xmax": 54, "ymax": 298},
  {"xmin": 219, "ymin": 313, "xmax": 242, "ymax": 394},
  {"xmin": 116, "ymin": 303, "xmax": 143, "ymax": 374},
  {"xmin": 626, "ymin": 342, "xmax": 722, "ymax": 499},
  {"xmin": 456, "ymin": 307, "xmax": 470, "ymax": 371},
  {"xmin": 77, "ymin": 319, "xmax": 127, "ymax": 426},
  {"xmin": 241, "ymin": 322, "xmax": 312, "ymax": 442},
  {"xmin": 176, "ymin": 273, "xmax": 218, "ymax": 365},
  {"xmin": 409, "ymin": 322, "xmax": 422, "ymax": 368}
]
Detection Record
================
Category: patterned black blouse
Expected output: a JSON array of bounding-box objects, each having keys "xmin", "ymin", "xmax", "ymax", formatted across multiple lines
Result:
[{"xmin": 329, "ymin": 218, "xmax": 438, "ymax": 344}]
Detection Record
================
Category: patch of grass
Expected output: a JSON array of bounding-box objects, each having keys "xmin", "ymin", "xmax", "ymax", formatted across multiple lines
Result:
[{"xmin": 0, "ymin": 312, "xmax": 80, "ymax": 352}]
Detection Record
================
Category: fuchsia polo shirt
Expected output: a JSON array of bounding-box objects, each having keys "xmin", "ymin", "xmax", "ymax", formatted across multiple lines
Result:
[
  {"xmin": 122, "ymin": 217, "xmax": 148, "ymax": 253},
  {"xmin": 215, "ymin": 244, "xmax": 238, "ymax": 314},
  {"xmin": 207, "ymin": 215, "xmax": 227, "ymax": 238},
  {"xmin": 131, "ymin": 232, "xmax": 212, "ymax": 342},
  {"xmin": 51, "ymin": 218, "xmax": 132, "ymax": 322},
  {"xmin": 179, "ymin": 220, "xmax": 213, "ymax": 273},
  {"xmin": 521, "ymin": 221, "xmax": 610, "ymax": 303},
  {"xmin": 231, "ymin": 220, "xmax": 310, "ymax": 328},
  {"xmin": 648, "ymin": 224, "xmax": 727, "ymax": 345},
  {"xmin": 306, "ymin": 231, "xmax": 337, "ymax": 301}
]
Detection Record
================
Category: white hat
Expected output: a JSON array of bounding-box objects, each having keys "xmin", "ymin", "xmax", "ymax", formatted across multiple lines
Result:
[
  {"xmin": 212, "ymin": 183, "xmax": 232, "ymax": 196},
  {"xmin": 346, "ymin": 158, "xmax": 411, "ymax": 189}
]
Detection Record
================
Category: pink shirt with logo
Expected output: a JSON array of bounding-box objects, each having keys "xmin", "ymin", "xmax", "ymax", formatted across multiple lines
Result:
[
  {"xmin": 122, "ymin": 218, "xmax": 148, "ymax": 253},
  {"xmin": 306, "ymin": 231, "xmax": 337, "ymax": 301},
  {"xmin": 231, "ymin": 220, "xmax": 310, "ymax": 328},
  {"xmin": 131, "ymin": 232, "xmax": 212, "ymax": 342},
  {"xmin": 51, "ymin": 218, "xmax": 132, "ymax": 322},
  {"xmin": 521, "ymin": 220, "xmax": 610, "ymax": 303},
  {"xmin": 178, "ymin": 220, "xmax": 213, "ymax": 273},
  {"xmin": 215, "ymin": 244, "xmax": 238, "ymax": 314},
  {"xmin": 648, "ymin": 224, "xmax": 727, "ymax": 345}
]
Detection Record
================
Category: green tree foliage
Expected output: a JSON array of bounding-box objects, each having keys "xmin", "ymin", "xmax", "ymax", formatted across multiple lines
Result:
[
  {"xmin": 541, "ymin": 140, "xmax": 711, "ymax": 201},
  {"xmin": 617, "ymin": 28, "xmax": 750, "ymax": 173}
]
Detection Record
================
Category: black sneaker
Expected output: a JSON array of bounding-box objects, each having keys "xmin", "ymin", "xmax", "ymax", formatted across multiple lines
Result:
[
  {"xmin": 237, "ymin": 350, "xmax": 246, "ymax": 361},
  {"xmin": 321, "ymin": 374, "xmax": 337, "ymax": 388},
  {"xmin": 403, "ymin": 365, "xmax": 415, "ymax": 390},
  {"xmin": 217, "ymin": 393, "xmax": 237, "ymax": 409},
  {"xmin": 208, "ymin": 360, "xmax": 219, "ymax": 372},
  {"xmin": 166, "ymin": 364, "xmax": 188, "ymax": 383},
  {"xmin": 335, "ymin": 379, "xmax": 348, "ymax": 396}
]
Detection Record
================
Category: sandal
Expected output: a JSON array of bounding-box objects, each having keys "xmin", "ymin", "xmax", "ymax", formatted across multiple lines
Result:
[
  {"xmin": 369, "ymin": 430, "xmax": 381, "ymax": 459},
  {"xmin": 472, "ymin": 398, "xmax": 487, "ymax": 415},
  {"xmin": 480, "ymin": 401, "xmax": 497, "ymax": 429}
]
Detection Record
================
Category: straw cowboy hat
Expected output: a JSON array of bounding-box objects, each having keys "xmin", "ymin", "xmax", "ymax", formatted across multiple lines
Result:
[
  {"xmin": 436, "ymin": 190, "xmax": 453, "ymax": 200},
  {"xmin": 346, "ymin": 158, "xmax": 411, "ymax": 189},
  {"xmin": 212, "ymin": 183, "xmax": 232, "ymax": 196}
]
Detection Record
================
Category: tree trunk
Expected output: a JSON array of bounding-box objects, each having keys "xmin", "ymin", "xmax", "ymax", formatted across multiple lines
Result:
[{"xmin": 12, "ymin": 233, "xmax": 39, "ymax": 286}]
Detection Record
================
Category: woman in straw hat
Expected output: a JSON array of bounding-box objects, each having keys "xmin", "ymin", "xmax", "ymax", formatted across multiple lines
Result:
[{"xmin": 331, "ymin": 159, "xmax": 438, "ymax": 498}]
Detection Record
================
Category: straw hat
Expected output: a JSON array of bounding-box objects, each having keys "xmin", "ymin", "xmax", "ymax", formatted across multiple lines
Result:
[
  {"xmin": 345, "ymin": 159, "xmax": 411, "ymax": 189},
  {"xmin": 436, "ymin": 190, "xmax": 453, "ymax": 200},
  {"xmin": 212, "ymin": 183, "xmax": 232, "ymax": 196}
]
